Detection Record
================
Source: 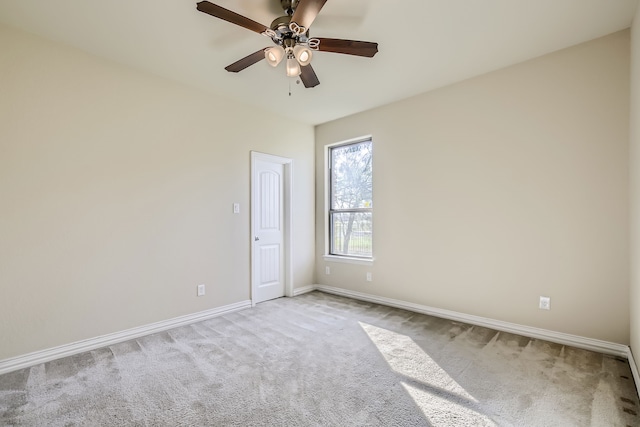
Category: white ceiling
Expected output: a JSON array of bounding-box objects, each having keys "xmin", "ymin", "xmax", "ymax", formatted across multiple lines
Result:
[{"xmin": 0, "ymin": 0, "xmax": 638, "ymax": 125}]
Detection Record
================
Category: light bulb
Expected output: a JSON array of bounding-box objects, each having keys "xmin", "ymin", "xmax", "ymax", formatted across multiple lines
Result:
[
  {"xmin": 264, "ymin": 46, "xmax": 285, "ymax": 67},
  {"xmin": 286, "ymin": 57, "xmax": 301, "ymax": 77},
  {"xmin": 293, "ymin": 45, "xmax": 313, "ymax": 66}
]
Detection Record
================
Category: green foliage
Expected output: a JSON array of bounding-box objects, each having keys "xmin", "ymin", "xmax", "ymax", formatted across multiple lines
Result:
[{"xmin": 331, "ymin": 140, "xmax": 372, "ymax": 210}]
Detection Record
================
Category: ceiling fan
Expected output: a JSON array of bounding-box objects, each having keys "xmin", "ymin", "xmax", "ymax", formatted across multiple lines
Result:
[{"xmin": 196, "ymin": 0, "xmax": 379, "ymax": 88}]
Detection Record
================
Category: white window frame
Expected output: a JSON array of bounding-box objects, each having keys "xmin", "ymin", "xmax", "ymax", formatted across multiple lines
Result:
[{"xmin": 323, "ymin": 136, "xmax": 374, "ymax": 266}]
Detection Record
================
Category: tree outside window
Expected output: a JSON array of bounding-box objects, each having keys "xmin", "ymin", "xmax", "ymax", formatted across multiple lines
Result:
[{"xmin": 329, "ymin": 139, "xmax": 372, "ymax": 258}]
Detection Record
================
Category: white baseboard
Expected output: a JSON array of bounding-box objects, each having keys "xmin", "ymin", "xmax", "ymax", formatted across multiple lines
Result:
[
  {"xmin": 313, "ymin": 285, "xmax": 630, "ymax": 359},
  {"xmin": 0, "ymin": 300, "xmax": 252, "ymax": 375},
  {"xmin": 628, "ymin": 349, "xmax": 640, "ymax": 395},
  {"xmin": 293, "ymin": 285, "xmax": 316, "ymax": 296}
]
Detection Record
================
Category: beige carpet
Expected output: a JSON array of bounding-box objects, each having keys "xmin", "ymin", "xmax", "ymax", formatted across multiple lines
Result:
[{"xmin": 0, "ymin": 291, "xmax": 638, "ymax": 426}]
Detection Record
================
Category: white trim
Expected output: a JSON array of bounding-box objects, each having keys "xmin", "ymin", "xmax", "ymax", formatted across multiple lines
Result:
[
  {"xmin": 323, "ymin": 136, "xmax": 374, "ymax": 262},
  {"xmin": 326, "ymin": 135, "xmax": 374, "ymax": 149},
  {"xmin": 284, "ymin": 160, "xmax": 293, "ymax": 297},
  {"xmin": 0, "ymin": 300, "xmax": 251, "ymax": 375},
  {"xmin": 323, "ymin": 143, "xmax": 330, "ymax": 258},
  {"xmin": 251, "ymin": 151, "xmax": 294, "ymax": 301},
  {"xmin": 313, "ymin": 285, "xmax": 630, "ymax": 358},
  {"xmin": 628, "ymin": 348, "xmax": 640, "ymax": 398},
  {"xmin": 293, "ymin": 285, "xmax": 316, "ymax": 296},
  {"xmin": 323, "ymin": 255, "xmax": 374, "ymax": 266}
]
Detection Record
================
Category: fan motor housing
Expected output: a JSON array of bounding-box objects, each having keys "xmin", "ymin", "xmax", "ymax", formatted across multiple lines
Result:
[
  {"xmin": 270, "ymin": 15, "xmax": 291, "ymax": 32},
  {"xmin": 270, "ymin": 14, "xmax": 309, "ymax": 43}
]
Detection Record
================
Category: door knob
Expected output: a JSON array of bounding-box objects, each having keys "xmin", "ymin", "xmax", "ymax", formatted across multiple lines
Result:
[{"xmin": 254, "ymin": 236, "xmax": 260, "ymax": 241}]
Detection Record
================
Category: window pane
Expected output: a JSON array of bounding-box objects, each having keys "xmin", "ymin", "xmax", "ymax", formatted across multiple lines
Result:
[
  {"xmin": 331, "ymin": 141, "xmax": 372, "ymax": 210},
  {"xmin": 331, "ymin": 212, "xmax": 372, "ymax": 257}
]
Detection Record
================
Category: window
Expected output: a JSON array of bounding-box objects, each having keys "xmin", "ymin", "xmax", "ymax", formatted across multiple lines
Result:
[{"xmin": 329, "ymin": 138, "xmax": 373, "ymax": 258}]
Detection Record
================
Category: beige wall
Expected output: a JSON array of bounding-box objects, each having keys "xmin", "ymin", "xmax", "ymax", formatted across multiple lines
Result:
[
  {"xmin": 316, "ymin": 31, "xmax": 630, "ymax": 344},
  {"xmin": 631, "ymin": 7, "xmax": 640, "ymax": 369},
  {"xmin": 0, "ymin": 24, "xmax": 315, "ymax": 360}
]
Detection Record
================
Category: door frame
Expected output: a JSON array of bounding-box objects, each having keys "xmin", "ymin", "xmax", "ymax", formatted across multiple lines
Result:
[{"xmin": 250, "ymin": 151, "xmax": 293, "ymax": 305}]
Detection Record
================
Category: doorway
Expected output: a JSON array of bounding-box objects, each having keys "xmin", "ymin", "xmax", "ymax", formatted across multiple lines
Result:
[{"xmin": 251, "ymin": 151, "xmax": 293, "ymax": 304}]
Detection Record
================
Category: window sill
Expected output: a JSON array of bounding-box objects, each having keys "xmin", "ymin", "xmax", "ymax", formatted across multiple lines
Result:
[{"xmin": 323, "ymin": 255, "xmax": 374, "ymax": 266}]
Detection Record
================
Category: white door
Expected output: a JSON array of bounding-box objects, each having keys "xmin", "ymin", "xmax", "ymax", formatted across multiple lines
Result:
[{"xmin": 252, "ymin": 156, "xmax": 286, "ymax": 303}]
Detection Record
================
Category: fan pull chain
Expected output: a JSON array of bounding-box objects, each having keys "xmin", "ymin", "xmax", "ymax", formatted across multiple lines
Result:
[{"xmin": 288, "ymin": 78, "xmax": 302, "ymax": 96}]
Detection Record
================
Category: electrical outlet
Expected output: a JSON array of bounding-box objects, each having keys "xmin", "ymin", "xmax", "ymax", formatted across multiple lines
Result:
[
  {"xmin": 325, "ymin": 266, "xmax": 330, "ymax": 275},
  {"xmin": 539, "ymin": 296, "xmax": 550, "ymax": 310},
  {"xmin": 197, "ymin": 284, "xmax": 206, "ymax": 296},
  {"xmin": 366, "ymin": 272, "xmax": 372, "ymax": 282},
  {"xmin": 233, "ymin": 203, "xmax": 240, "ymax": 214}
]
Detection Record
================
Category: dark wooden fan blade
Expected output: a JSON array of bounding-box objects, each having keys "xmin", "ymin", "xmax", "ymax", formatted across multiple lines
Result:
[
  {"xmin": 316, "ymin": 38, "xmax": 379, "ymax": 57},
  {"xmin": 196, "ymin": 1, "xmax": 268, "ymax": 34},
  {"xmin": 300, "ymin": 64, "xmax": 320, "ymax": 88},
  {"xmin": 291, "ymin": 0, "xmax": 328, "ymax": 30},
  {"xmin": 225, "ymin": 49, "xmax": 267, "ymax": 73}
]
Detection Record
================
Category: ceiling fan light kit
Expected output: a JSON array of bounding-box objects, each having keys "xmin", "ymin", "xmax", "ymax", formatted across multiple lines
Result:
[
  {"xmin": 265, "ymin": 46, "xmax": 285, "ymax": 67},
  {"xmin": 293, "ymin": 44, "xmax": 313, "ymax": 66},
  {"xmin": 196, "ymin": 0, "xmax": 379, "ymax": 88},
  {"xmin": 286, "ymin": 57, "xmax": 302, "ymax": 77}
]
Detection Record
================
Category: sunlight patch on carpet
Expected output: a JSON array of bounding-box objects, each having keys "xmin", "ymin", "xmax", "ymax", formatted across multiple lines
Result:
[{"xmin": 360, "ymin": 322, "xmax": 497, "ymax": 426}]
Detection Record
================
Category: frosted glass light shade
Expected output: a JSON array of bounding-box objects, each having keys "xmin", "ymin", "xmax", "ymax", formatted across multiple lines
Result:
[
  {"xmin": 265, "ymin": 46, "xmax": 285, "ymax": 67},
  {"xmin": 293, "ymin": 45, "xmax": 313, "ymax": 66},
  {"xmin": 286, "ymin": 57, "xmax": 301, "ymax": 77}
]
